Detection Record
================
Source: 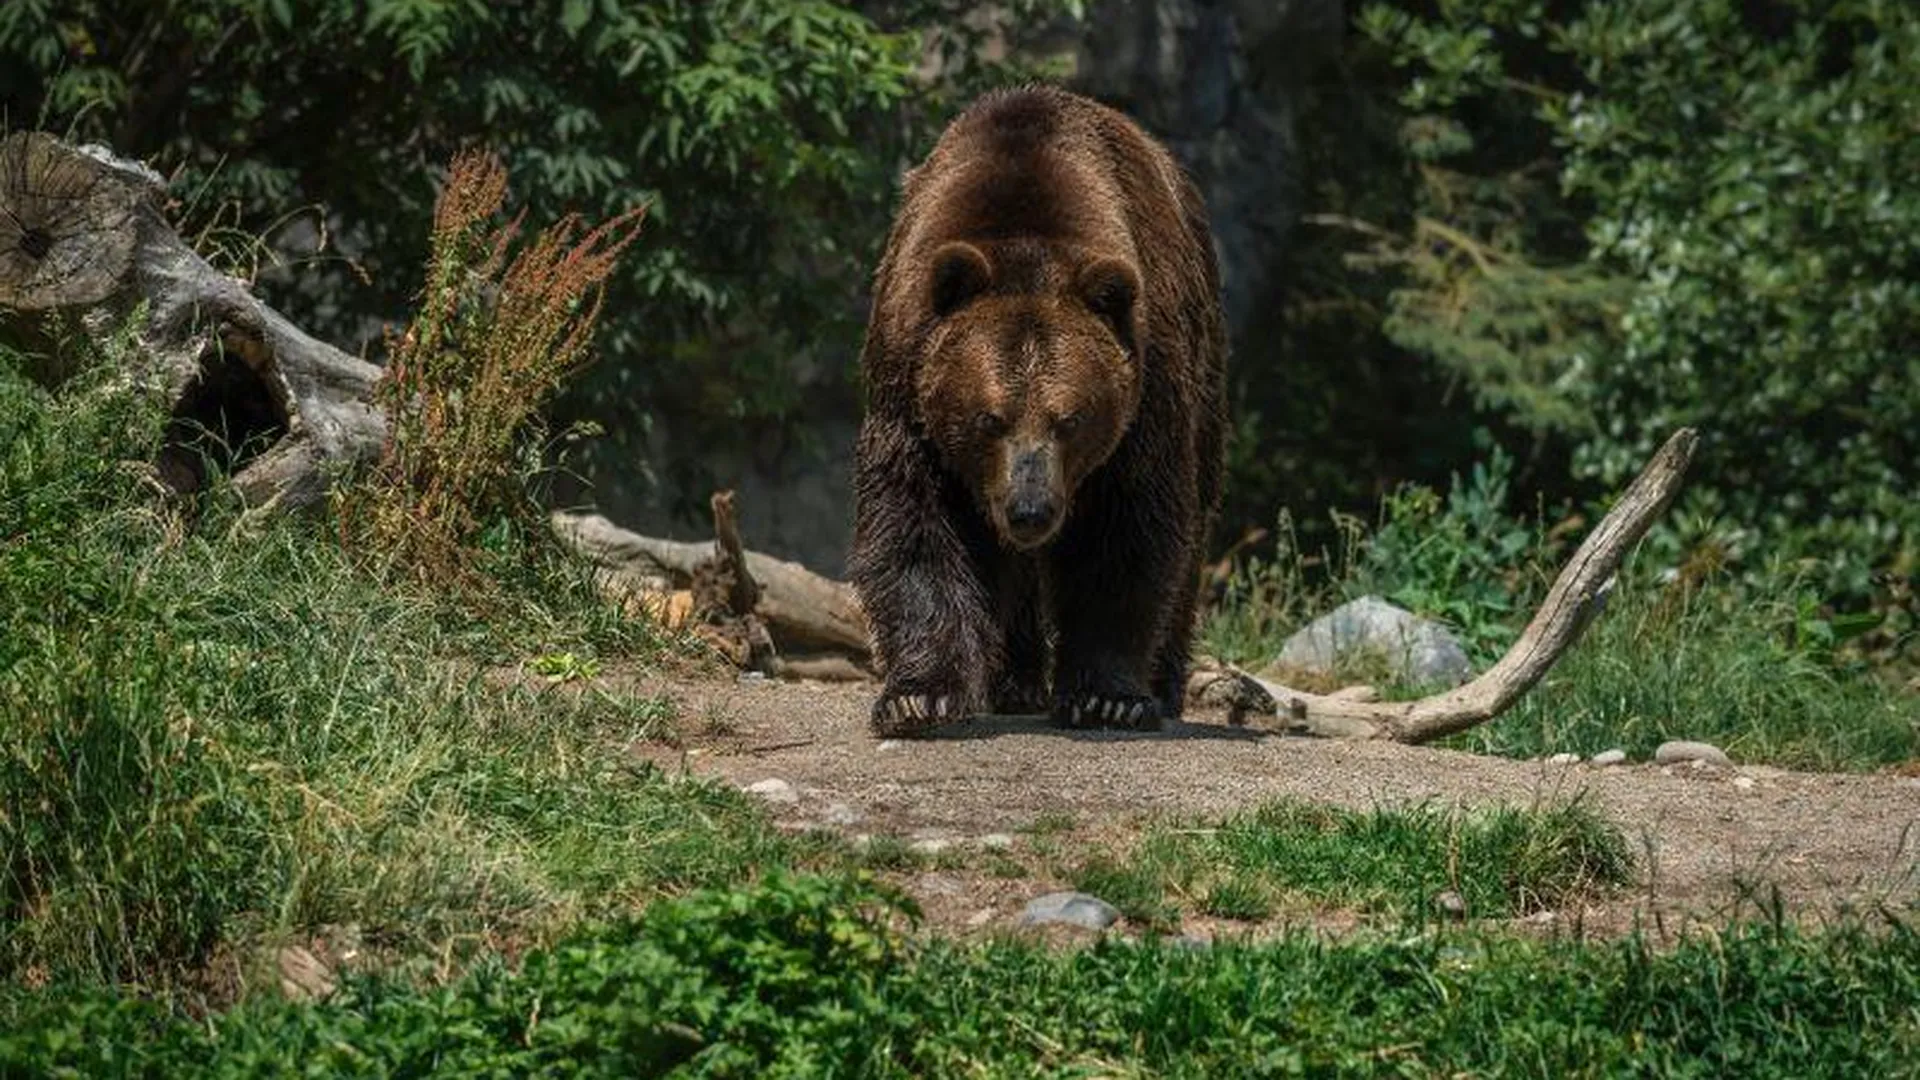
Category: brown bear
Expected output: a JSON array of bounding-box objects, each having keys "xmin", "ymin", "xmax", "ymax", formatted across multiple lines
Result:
[{"xmin": 849, "ymin": 83, "xmax": 1227, "ymax": 736}]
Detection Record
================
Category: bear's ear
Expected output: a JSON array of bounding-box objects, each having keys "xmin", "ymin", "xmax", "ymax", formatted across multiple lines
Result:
[
  {"xmin": 1076, "ymin": 258, "xmax": 1140, "ymax": 354},
  {"xmin": 928, "ymin": 242, "xmax": 992, "ymax": 317}
]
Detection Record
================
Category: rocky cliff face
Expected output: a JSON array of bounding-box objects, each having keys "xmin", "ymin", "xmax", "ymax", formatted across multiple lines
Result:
[{"xmin": 1075, "ymin": 0, "xmax": 1343, "ymax": 343}]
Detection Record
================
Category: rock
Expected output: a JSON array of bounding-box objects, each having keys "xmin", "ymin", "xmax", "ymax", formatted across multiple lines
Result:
[
  {"xmin": 875, "ymin": 740, "xmax": 903, "ymax": 752},
  {"xmin": 1590, "ymin": 748, "xmax": 1628, "ymax": 767},
  {"xmin": 1019, "ymin": 891, "xmax": 1122, "ymax": 931},
  {"xmin": 1432, "ymin": 890, "xmax": 1468, "ymax": 921},
  {"xmin": 1269, "ymin": 596, "xmax": 1472, "ymax": 687},
  {"xmin": 822, "ymin": 802, "xmax": 862, "ymax": 827},
  {"xmin": 1654, "ymin": 741, "xmax": 1732, "ymax": 769},
  {"xmin": 978, "ymin": 832, "xmax": 1017, "ymax": 852},
  {"xmin": 743, "ymin": 778, "xmax": 800, "ymax": 806},
  {"xmin": 276, "ymin": 945, "xmax": 336, "ymax": 1002},
  {"xmin": 1546, "ymin": 752, "xmax": 1582, "ymax": 766},
  {"xmin": 1733, "ymin": 776, "xmax": 1756, "ymax": 791}
]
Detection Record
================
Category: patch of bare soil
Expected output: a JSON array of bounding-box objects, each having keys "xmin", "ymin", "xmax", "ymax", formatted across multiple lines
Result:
[{"xmin": 626, "ymin": 672, "xmax": 1920, "ymax": 944}]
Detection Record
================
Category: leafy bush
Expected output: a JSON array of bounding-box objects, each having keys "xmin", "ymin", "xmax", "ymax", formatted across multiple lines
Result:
[
  {"xmin": 1345, "ymin": 441, "xmax": 1558, "ymax": 664},
  {"xmin": 1358, "ymin": 0, "xmax": 1920, "ymax": 605},
  {"xmin": 7, "ymin": 873, "xmax": 1918, "ymax": 1077}
]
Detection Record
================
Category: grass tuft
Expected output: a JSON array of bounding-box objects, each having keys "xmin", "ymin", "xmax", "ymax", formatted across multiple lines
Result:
[{"xmin": 1068, "ymin": 797, "xmax": 1634, "ymax": 926}]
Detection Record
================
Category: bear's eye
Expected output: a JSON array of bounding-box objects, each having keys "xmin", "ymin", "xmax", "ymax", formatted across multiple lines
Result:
[
  {"xmin": 1055, "ymin": 411, "xmax": 1082, "ymax": 435},
  {"xmin": 974, "ymin": 411, "xmax": 1008, "ymax": 436}
]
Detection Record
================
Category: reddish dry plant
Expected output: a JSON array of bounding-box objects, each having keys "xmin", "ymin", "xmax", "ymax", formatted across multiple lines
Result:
[{"xmin": 340, "ymin": 148, "xmax": 646, "ymax": 587}]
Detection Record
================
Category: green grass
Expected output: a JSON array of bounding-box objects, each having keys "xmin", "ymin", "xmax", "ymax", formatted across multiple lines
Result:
[
  {"xmin": 5, "ymin": 873, "xmax": 1917, "ymax": 1078},
  {"xmin": 1062, "ymin": 797, "xmax": 1634, "ymax": 930},
  {"xmin": 1450, "ymin": 585, "xmax": 1920, "ymax": 770},
  {"xmin": 1204, "ymin": 470, "xmax": 1919, "ymax": 772},
  {"xmin": 0, "ymin": 347, "xmax": 805, "ymax": 992}
]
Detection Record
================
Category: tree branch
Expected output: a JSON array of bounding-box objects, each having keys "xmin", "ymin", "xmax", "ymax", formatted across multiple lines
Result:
[{"xmin": 1236, "ymin": 427, "xmax": 1699, "ymax": 742}]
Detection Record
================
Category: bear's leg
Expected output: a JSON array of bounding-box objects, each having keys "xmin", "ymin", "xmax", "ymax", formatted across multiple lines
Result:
[
  {"xmin": 1151, "ymin": 559, "xmax": 1200, "ymax": 720},
  {"xmin": 991, "ymin": 557, "xmax": 1050, "ymax": 714},
  {"xmin": 850, "ymin": 417, "xmax": 1002, "ymax": 736},
  {"xmin": 1046, "ymin": 486, "xmax": 1182, "ymax": 731}
]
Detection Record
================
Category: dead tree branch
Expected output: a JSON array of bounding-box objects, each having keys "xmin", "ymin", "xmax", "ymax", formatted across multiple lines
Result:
[{"xmin": 1229, "ymin": 427, "xmax": 1699, "ymax": 741}]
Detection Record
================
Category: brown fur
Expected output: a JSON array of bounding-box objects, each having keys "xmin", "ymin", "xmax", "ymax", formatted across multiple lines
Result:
[{"xmin": 850, "ymin": 84, "xmax": 1228, "ymax": 734}]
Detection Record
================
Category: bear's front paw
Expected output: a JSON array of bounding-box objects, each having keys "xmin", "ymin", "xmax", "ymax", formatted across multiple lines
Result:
[
  {"xmin": 1052, "ymin": 692, "xmax": 1162, "ymax": 731},
  {"xmin": 871, "ymin": 691, "xmax": 972, "ymax": 737}
]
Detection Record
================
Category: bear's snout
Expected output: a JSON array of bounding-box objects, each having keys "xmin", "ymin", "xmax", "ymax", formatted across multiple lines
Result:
[{"xmin": 1000, "ymin": 446, "xmax": 1062, "ymax": 549}]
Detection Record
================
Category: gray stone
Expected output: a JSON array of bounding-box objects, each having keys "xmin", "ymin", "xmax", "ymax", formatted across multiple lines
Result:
[
  {"xmin": 743, "ymin": 778, "xmax": 799, "ymax": 806},
  {"xmin": 822, "ymin": 802, "xmax": 862, "ymax": 827},
  {"xmin": 1654, "ymin": 740, "xmax": 1733, "ymax": 769},
  {"xmin": 1271, "ymin": 595, "xmax": 1472, "ymax": 687},
  {"xmin": 1019, "ymin": 891, "xmax": 1122, "ymax": 931},
  {"xmin": 1432, "ymin": 890, "xmax": 1468, "ymax": 921},
  {"xmin": 1732, "ymin": 776, "xmax": 1757, "ymax": 791},
  {"xmin": 1546, "ymin": 752, "xmax": 1582, "ymax": 766},
  {"xmin": 1590, "ymin": 748, "xmax": 1629, "ymax": 767}
]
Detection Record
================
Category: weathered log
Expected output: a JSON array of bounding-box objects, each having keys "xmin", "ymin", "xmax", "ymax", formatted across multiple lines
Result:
[
  {"xmin": 550, "ymin": 510, "xmax": 871, "ymax": 659},
  {"xmin": 1224, "ymin": 427, "xmax": 1700, "ymax": 742},
  {"xmin": 0, "ymin": 131, "xmax": 384, "ymax": 509}
]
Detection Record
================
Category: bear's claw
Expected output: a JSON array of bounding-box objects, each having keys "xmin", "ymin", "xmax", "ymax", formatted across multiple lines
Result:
[
  {"xmin": 1053, "ymin": 693, "xmax": 1162, "ymax": 731},
  {"xmin": 871, "ymin": 692, "xmax": 967, "ymax": 736}
]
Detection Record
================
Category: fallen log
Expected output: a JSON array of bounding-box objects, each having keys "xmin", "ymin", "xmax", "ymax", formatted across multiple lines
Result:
[
  {"xmin": 550, "ymin": 509, "xmax": 871, "ymax": 660},
  {"xmin": 0, "ymin": 130, "xmax": 384, "ymax": 509},
  {"xmin": 1219, "ymin": 427, "xmax": 1700, "ymax": 741}
]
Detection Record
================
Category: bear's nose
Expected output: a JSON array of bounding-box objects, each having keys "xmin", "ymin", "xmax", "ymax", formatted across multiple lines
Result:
[{"xmin": 1007, "ymin": 496, "xmax": 1055, "ymax": 533}]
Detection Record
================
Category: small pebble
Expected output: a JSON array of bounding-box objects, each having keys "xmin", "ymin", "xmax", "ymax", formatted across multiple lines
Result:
[
  {"xmin": 875, "ymin": 740, "xmax": 903, "ymax": 752},
  {"xmin": 1654, "ymin": 740, "xmax": 1732, "ymax": 768},
  {"xmin": 1546, "ymin": 752, "xmax": 1582, "ymax": 766},
  {"xmin": 966, "ymin": 908, "xmax": 996, "ymax": 927},
  {"xmin": 1590, "ymin": 748, "xmax": 1628, "ymax": 767},
  {"xmin": 822, "ymin": 802, "xmax": 862, "ymax": 827},
  {"xmin": 1732, "ymin": 776, "xmax": 1756, "ymax": 791},
  {"xmin": 743, "ymin": 778, "xmax": 799, "ymax": 806},
  {"xmin": 1433, "ymin": 890, "xmax": 1468, "ymax": 921},
  {"xmin": 1019, "ymin": 891, "xmax": 1121, "ymax": 931},
  {"xmin": 978, "ymin": 832, "xmax": 1017, "ymax": 851}
]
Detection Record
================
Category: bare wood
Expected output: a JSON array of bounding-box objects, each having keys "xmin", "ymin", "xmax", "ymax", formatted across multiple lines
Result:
[
  {"xmin": 1241, "ymin": 427, "xmax": 1699, "ymax": 742},
  {"xmin": 709, "ymin": 489, "xmax": 761, "ymax": 616},
  {"xmin": 551, "ymin": 511, "xmax": 871, "ymax": 657},
  {"xmin": 0, "ymin": 131, "xmax": 384, "ymax": 509}
]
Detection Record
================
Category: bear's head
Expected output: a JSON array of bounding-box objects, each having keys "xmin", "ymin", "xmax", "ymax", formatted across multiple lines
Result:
[{"xmin": 913, "ymin": 240, "xmax": 1143, "ymax": 551}]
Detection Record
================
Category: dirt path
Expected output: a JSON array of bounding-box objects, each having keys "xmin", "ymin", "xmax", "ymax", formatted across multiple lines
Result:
[{"xmin": 627, "ymin": 672, "xmax": 1920, "ymax": 941}]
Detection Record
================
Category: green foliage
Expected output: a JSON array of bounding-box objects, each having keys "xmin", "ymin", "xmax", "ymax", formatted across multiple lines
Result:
[
  {"xmin": 8, "ymin": 874, "xmax": 1919, "ymax": 1077},
  {"xmin": 1070, "ymin": 797, "xmax": 1633, "ymax": 926},
  {"xmin": 0, "ymin": 343, "xmax": 795, "ymax": 989},
  {"xmin": 1346, "ymin": 441, "xmax": 1556, "ymax": 663},
  {"xmin": 1360, "ymin": 0, "xmax": 1920, "ymax": 600}
]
